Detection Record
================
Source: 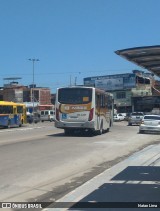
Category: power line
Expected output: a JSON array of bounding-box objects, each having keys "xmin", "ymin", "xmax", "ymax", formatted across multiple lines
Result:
[{"xmin": 0, "ymin": 68, "xmax": 144, "ymax": 77}]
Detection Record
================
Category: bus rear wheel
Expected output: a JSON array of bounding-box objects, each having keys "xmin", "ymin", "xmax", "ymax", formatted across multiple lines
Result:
[
  {"xmin": 5, "ymin": 120, "xmax": 11, "ymax": 129},
  {"xmin": 97, "ymin": 121, "xmax": 103, "ymax": 135}
]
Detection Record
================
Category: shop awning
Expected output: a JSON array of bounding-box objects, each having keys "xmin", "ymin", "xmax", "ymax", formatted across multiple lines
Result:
[{"xmin": 115, "ymin": 45, "xmax": 160, "ymax": 77}]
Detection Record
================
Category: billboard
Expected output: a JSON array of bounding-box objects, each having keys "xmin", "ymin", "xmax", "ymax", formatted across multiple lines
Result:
[
  {"xmin": 84, "ymin": 73, "xmax": 136, "ymax": 91},
  {"xmin": 123, "ymin": 74, "xmax": 136, "ymax": 88},
  {"xmin": 95, "ymin": 78, "xmax": 123, "ymax": 91}
]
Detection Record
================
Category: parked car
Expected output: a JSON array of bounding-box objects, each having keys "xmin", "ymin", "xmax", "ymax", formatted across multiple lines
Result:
[
  {"xmin": 27, "ymin": 112, "xmax": 41, "ymax": 124},
  {"xmin": 139, "ymin": 115, "xmax": 160, "ymax": 133},
  {"xmin": 124, "ymin": 113, "xmax": 131, "ymax": 121},
  {"xmin": 114, "ymin": 113, "xmax": 125, "ymax": 121},
  {"xmin": 40, "ymin": 110, "xmax": 55, "ymax": 122},
  {"xmin": 128, "ymin": 112, "xmax": 144, "ymax": 126},
  {"xmin": 120, "ymin": 113, "xmax": 127, "ymax": 119}
]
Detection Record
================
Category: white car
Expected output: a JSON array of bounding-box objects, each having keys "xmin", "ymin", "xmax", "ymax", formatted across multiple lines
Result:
[
  {"xmin": 40, "ymin": 110, "xmax": 55, "ymax": 122},
  {"xmin": 114, "ymin": 113, "xmax": 125, "ymax": 121},
  {"xmin": 139, "ymin": 115, "xmax": 160, "ymax": 133},
  {"xmin": 128, "ymin": 112, "xmax": 144, "ymax": 126}
]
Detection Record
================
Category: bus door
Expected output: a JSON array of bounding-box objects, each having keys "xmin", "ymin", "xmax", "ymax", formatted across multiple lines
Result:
[{"xmin": 13, "ymin": 106, "xmax": 18, "ymax": 124}]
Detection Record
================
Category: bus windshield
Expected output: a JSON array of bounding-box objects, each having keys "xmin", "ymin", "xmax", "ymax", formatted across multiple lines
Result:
[{"xmin": 58, "ymin": 88, "xmax": 92, "ymax": 104}]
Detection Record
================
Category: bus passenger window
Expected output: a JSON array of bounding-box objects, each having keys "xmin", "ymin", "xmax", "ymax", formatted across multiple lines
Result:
[{"xmin": 96, "ymin": 94, "xmax": 100, "ymax": 107}]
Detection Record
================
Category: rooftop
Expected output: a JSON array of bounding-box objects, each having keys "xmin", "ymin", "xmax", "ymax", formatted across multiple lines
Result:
[{"xmin": 115, "ymin": 45, "xmax": 160, "ymax": 77}]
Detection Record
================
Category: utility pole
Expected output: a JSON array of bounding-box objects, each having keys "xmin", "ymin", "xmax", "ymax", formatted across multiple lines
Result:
[{"xmin": 28, "ymin": 58, "xmax": 39, "ymax": 114}]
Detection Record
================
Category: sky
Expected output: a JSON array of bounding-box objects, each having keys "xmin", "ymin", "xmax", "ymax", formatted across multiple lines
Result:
[{"xmin": 0, "ymin": 0, "xmax": 160, "ymax": 93}]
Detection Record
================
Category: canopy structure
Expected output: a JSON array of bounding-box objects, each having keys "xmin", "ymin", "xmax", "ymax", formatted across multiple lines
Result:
[{"xmin": 115, "ymin": 45, "xmax": 160, "ymax": 77}]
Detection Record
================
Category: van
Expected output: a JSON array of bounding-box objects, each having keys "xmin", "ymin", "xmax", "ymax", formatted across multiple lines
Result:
[{"xmin": 40, "ymin": 110, "xmax": 55, "ymax": 122}]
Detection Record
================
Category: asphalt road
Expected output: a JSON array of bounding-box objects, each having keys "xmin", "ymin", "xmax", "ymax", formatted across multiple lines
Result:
[
  {"xmin": 0, "ymin": 121, "xmax": 160, "ymax": 204},
  {"xmin": 51, "ymin": 144, "xmax": 160, "ymax": 211}
]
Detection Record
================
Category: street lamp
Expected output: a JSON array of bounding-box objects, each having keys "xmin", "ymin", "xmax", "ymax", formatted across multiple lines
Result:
[{"xmin": 28, "ymin": 58, "xmax": 39, "ymax": 114}]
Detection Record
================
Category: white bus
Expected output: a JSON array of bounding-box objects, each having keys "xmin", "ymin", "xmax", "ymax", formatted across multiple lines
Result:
[{"xmin": 55, "ymin": 86, "xmax": 113, "ymax": 135}]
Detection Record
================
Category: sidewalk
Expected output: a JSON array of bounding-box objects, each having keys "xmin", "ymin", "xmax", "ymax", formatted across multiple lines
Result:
[{"xmin": 45, "ymin": 143, "xmax": 160, "ymax": 211}]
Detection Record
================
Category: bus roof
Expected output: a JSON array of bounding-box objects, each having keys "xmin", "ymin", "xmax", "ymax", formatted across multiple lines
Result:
[
  {"xmin": 57, "ymin": 86, "xmax": 113, "ymax": 95},
  {"xmin": 0, "ymin": 101, "xmax": 25, "ymax": 106}
]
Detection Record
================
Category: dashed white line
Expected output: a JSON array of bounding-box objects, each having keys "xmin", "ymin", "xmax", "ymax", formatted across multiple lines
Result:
[{"xmin": 0, "ymin": 126, "xmax": 46, "ymax": 133}]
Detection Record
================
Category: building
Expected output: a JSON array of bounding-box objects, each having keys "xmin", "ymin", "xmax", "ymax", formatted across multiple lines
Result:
[
  {"xmin": 3, "ymin": 83, "xmax": 28, "ymax": 103},
  {"xmin": 51, "ymin": 93, "xmax": 56, "ymax": 105},
  {"xmin": 27, "ymin": 85, "xmax": 52, "ymax": 105},
  {"xmin": 23, "ymin": 86, "xmax": 52, "ymax": 113},
  {"xmin": 115, "ymin": 45, "xmax": 160, "ymax": 114},
  {"xmin": 84, "ymin": 70, "xmax": 155, "ymax": 113},
  {"xmin": 1, "ymin": 79, "xmax": 53, "ymax": 114}
]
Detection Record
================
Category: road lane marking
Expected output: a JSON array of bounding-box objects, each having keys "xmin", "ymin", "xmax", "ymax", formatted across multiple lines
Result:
[{"xmin": 0, "ymin": 126, "xmax": 47, "ymax": 133}]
